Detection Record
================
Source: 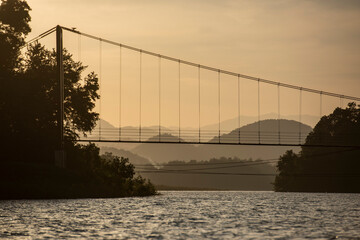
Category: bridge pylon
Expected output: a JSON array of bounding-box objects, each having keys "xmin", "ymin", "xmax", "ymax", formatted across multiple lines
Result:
[{"xmin": 54, "ymin": 25, "xmax": 66, "ymax": 168}]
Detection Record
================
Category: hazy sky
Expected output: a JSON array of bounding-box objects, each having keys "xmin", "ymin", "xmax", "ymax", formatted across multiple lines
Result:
[{"xmin": 25, "ymin": 0, "xmax": 360, "ymax": 129}]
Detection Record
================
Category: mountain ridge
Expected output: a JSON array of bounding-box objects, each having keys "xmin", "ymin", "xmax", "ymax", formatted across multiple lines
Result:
[{"xmin": 132, "ymin": 119, "xmax": 312, "ymax": 163}]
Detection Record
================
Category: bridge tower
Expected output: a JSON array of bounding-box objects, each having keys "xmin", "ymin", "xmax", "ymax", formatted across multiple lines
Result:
[{"xmin": 54, "ymin": 25, "xmax": 66, "ymax": 168}]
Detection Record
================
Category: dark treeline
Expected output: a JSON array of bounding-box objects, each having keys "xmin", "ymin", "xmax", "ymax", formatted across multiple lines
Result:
[
  {"xmin": 0, "ymin": 0, "xmax": 156, "ymax": 199},
  {"xmin": 274, "ymin": 103, "xmax": 360, "ymax": 193},
  {"xmin": 165, "ymin": 157, "xmax": 269, "ymax": 166},
  {"xmin": 139, "ymin": 157, "xmax": 276, "ymax": 190}
]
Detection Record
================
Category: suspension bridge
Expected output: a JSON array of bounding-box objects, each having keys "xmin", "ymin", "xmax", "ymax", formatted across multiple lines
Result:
[{"xmin": 27, "ymin": 25, "xmax": 360, "ymax": 149}]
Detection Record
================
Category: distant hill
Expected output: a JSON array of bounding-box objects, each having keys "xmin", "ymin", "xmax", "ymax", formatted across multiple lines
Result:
[
  {"xmin": 99, "ymin": 146, "xmax": 154, "ymax": 166},
  {"xmin": 132, "ymin": 119, "xmax": 312, "ymax": 163},
  {"xmin": 91, "ymin": 119, "xmax": 171, "ymax": 139},
  {"xmin": 98, "ymin": 120, "xmax": 311, "ymax": 191},
  {"xmin": 139, "ymin": 157, "xmax": 276, "ymax": 190},
  {"xmin": 132, "ymin": 134, "xmax": 206, "ymax": 164},
  {"xmin": 203, "ymin": 113, "xmax": 319, "ymax": 131},
  {"xmin": 84, "ymin": 115, "xmax": 318, "ymax": 144},
  {"xmin": 210, "ymin": 119, "xmax": 312, "ymax": 144}
]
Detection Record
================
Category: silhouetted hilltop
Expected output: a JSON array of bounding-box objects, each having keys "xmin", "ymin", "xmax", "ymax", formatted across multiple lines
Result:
[
  {"xmin": 146, "ymin": 133, "xmax": 183, "ymax": 142},
  {"xmin": 100, "ymin": 147, "xmax": 153, "ymax": 166},
  {"xmin": 210, "ymin": 119, "xmax": 312, "ymax": 144},
  {"xmin": 203, "ymin": 113, "xmax": 319, "ymax": 131},
  {"xmin": 132, "ymin": 134, "xmax": 205, "ymax": 164},
  {"xmin": 132, "ymin": 119, "xmax": 312, "ymax": 163},
  {"xmin": 91, "ymin": 119, "xmax": 172, "ymax": 139}
]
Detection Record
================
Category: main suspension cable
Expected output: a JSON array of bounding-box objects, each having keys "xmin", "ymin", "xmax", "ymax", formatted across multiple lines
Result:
[
  {"xmin": 23, "ymin": 27, "xmax": 57, "ymax": 48},
  {"xmin": 30, "ymin": 26, "xmax": 360, "ymax": 104}
]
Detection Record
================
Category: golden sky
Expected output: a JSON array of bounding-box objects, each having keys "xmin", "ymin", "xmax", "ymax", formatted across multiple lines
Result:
[{"xmin": 25, "ymin": 0, "xmax": 360, "ymax": 129}]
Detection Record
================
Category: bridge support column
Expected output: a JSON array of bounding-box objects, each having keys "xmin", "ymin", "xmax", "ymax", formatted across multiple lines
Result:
[{"xmin": 55, "ymin": 25, "xmax": 66, "ymax": 168}]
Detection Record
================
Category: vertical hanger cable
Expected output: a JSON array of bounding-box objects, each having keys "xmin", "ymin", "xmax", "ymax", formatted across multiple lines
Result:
[
  {"xmin": 238, "ymin": 75, "xmax": 241, "ymax": 144},
  {"xmin": 218, "ymin": 70, "xmax": 221, "ymax": 143},
  {"xmin": 99, "ymin": 39, "xmax": 102, "ymax": 140},
  {"xmin": 278, "ymin": 83, "xmax": 281, "ymax": 144},
  {"xmin": 299, "ymin": 88, "xmax": 302, "ymax": 144},
  {"xmin": 198, "ymin": 65, "xmax": 201, "ymax": 142},
  {"xmin": 258, "ymin": 79, "xmax": 260, "ymax": 144},
  {"xmin": 139, "ymin": 51, "xmax": 142, "ymax": 141},
  {"xmin": 119, "ymin": 46, "xmax": 122, "ymax": 140},
  {"xmin": 159, "ymin": 56, "xmax": 161, "ymax": 141},
  {"xmin": 178, "ymin": 60, "xmax": 181, "ymax": 142}
]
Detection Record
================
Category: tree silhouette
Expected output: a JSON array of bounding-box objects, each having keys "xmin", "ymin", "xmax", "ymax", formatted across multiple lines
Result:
[
  {"xmin": 0, "ymin": 0, "xmax": 32, "ymax": 162},
  {"xmin": 24, "ymin": 44, "xmax": 100, "ymax": 137},
  {"xmin": 274, "ymin": 103, "xmax": 360, "ymax": 192},
  {"xmin": 0, "ymin": 0, "xmax": 156, "ymax": 198},
  {"xmin": 7, "ymin": 43, "xmax": 100, "ymax": 163},
  {"xmin": 0, "ymin": 1, "xmax": 99, "ymax": 163},
  {"xmin": 0, "ymin": 0, "xmax": 31, "ymax": 72}
]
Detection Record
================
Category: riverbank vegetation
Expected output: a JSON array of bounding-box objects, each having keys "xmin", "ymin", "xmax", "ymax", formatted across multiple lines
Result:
[
  {"xmin": 274, "ymin": 103, "xmax": 360, "ymax": 193},
  {"xmin": 0, "ymin": 147, "xmax": 156, "ymax": 199},
  {"xmin": 0, "ymin": 0, "xmax": 156, "ymax": 199},
  {"xmin": 139, "ymin": 157, "xmax": 276, "ymax": 190}
]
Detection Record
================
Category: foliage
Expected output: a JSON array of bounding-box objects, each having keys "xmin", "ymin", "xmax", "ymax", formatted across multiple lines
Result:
[
  {"xmin": 274, "ymin": 103, "xmax": 360, "ymax": 192},
  {"xmin": 24, "ymin": 43, "xmax": 100, "ymax": 138},
  {"xmin": 0, "ymin": 0, "xmax": 32, "ymax": 162},
  {"xmin": 1, "ymin": 1, "xmax": 99, "ymax": 163},
  {"xmin": 0, "ymin": 0, "xmax": 31, "ymax": 72},
  {"xmin": 0, "ymin": 145, "xmax": 157, "ymax": 199},
  {"xmin": 0, "ymin": 0, "xmax": 156, "ymax": 198},
  {"xmin": 64, "ymin": 146, "xmax": 156, "ymax": 197},
  {"xmin": 1, "ymin": 41, "xmax": 100, "ymax": 163},
  {"xmin": 165, "ymin": 157, "xmax": 258, "ymax": 166},
  {"xmin": 99, "ymin": 152, "xmax": 156, "ymax": 197}
]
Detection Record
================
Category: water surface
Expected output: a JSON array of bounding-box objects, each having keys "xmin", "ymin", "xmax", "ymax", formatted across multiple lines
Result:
[{"xmin": 1, "ymin": 191, "xmax": 359, "ymax": 239}]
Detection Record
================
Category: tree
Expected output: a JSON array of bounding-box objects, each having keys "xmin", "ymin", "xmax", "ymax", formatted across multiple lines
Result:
[
  {"xmin": 0, "ymin": 0, "xmax": 31, "ymax": 72},
  {"xmin": 0, "ymin": 0, "xmax": 32, "ymax": 161},
  {"xmin": 273, "ymin": 150, "xmax": 300, "ymax": 192},
  {"xmin": 24, "ymin": 44, "xmax": 100, "ymax": 138},
  {"xmin": 0, "ymin": 0, "xmax": 157, "ymax": 198},
  {"xmin": 0, "ymin": 0, "xmax": 99, "ymax": 163},
  {"xmin": 274, "ymin": 103, "xmax": 360, "ymax": 192},
  {"xmin": 0, "ymin": 41, "xmax": 100, "ymax": 163}
]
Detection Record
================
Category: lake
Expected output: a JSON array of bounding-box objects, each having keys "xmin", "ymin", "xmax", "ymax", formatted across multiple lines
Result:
[{"xmin": 1, "ymin": 191, "xmax": 359, "ymax": 239}]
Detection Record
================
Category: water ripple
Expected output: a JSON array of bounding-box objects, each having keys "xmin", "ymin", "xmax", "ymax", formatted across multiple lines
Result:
[{"xmin": 0, "ymin": 191, "xmax": 359, "ymax": 239}]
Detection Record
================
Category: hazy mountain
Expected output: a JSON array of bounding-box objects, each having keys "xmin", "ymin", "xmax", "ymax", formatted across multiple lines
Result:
[
  {"xmin": 97, "ymin": 120, "xmax": 311, "ymax": 190},
  {"xmin": 99, "ymin": 146, "xmax": 154, "ymax": 166},
  {"xmin": 86, "ymin": 118, "xmax": 312, "ymax": 163},
  {"xmin": 132, "ymin": 134, "xmax": 205, "ymax": 164},
  {"xmin": 84, "ymin": 119, "xmax": 147, "ymax": 150},
  {"xmin": 210, "ymin": 119, "xmax": 312, "ymax": 144},
  {"xmin": 91, "ymin": 119, "xmax": 171, "ymax": 137},
  {"xmin": 132, "ymin": 119, "xmax": 313, "ymax": 163},
  {"xmin": 203, "ymin": 113, "xmax": 319, "ymax": 132},
  {"xmin": 139, "ymin": 158, "xmax": 276, "ymax": 190}
]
